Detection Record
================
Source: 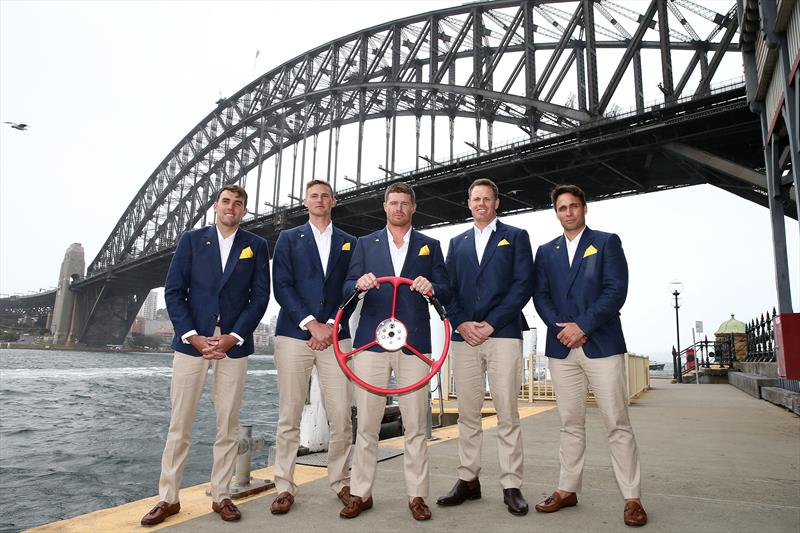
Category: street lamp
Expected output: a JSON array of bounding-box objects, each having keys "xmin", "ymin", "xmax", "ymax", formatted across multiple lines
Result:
[{"xmin": 669, "ymin": 280, "xmax": 683, "ymax": 383}]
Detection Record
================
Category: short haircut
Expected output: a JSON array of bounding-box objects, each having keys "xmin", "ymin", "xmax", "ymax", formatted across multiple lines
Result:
[
  {"xmin": 384, "ymin": 182, "xmax": 415, "ymax": 203},
  {"xmin": 216, "ymin": 184, "xmax": 248, "ymax": 205},
  {"xmin": 468, "ymin": 178, "xmax": 499, "ymax": 199},
  {"xmin": 551, "ymin": 184, "xmax": 586, "ymax": 209},
  {"xmin": 305, "ymin": 179, "xmax": 334, "ymax": 196}
]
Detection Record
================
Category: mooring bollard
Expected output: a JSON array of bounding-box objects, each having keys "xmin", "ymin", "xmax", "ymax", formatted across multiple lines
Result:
[{"xmin": 207, "ymin": 424, "xmax": 274, "ymax": 499}]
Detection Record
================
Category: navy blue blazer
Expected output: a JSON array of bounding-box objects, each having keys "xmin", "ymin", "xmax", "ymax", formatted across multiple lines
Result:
[
  {"xmin": 532, "ymin": 227, "xmax": 628, "ymax": 359},
  {"xmin": 273, "ymin": 222, "xmax": 357, "ymax": 341},
  {"xmin": 344, "ymin": 229, "xmax": 451, "ymax": 354},
  {"xmin": 446, "ymin": 221, "xmax": 533, "ymax": 340},
  {"xmin": 165, "ymin": 225, "xmax": 271, "ymax": 358}
]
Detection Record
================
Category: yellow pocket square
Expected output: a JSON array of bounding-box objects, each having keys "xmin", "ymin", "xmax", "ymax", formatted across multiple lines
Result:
[
  {"xmin": 583, "ymin": 245, "xmax": 598, "ymax": 258},
  {"xmin": 497, "ymin": 239, "xmax": 511, "ymax": 247},
  {"xmin": 342, "ymin": 242, "xmax": 351, "ymax": 251},
  {"xmin": 418, "ymin": 244, "xmax": 430, "ymax": 256},
  {"xmin": 239, "ymin": 246, "xmax": 254, "ymax": 259}
]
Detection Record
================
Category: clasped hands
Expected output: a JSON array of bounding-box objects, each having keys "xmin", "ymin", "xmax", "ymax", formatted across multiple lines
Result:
[
  {"xmin": 189, "ymin": 334, "xmax": 239, "ymax": 360},
  {"xmin": 457, "ymin": 321, "xmax": 495, "ymax": 347},
  {"xmin": 556, "ymin": 322, "xmax": 588, "ymax": 349}
]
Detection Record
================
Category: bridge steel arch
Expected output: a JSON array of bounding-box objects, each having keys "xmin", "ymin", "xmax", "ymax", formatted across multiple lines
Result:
[{"xmin": 71, "ymin": 0, "xmax": 760, "ymax": 346}]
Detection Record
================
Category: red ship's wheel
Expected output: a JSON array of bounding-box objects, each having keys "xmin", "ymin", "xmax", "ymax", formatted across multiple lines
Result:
[{"xmin": 332, "ymin": 276, "xmax": 450, "ymax": 396}]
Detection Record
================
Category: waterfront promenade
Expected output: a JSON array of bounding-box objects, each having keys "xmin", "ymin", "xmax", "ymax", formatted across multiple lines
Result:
[{"xmin": 34, "ymin": 380, "xmax": 799, "ymax": 532}]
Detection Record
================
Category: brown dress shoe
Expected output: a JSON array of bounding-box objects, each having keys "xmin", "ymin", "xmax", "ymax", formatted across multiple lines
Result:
[
  {"xmin": 624, "ymin": 500, "xmax": 648, "ymax": 527},
  {"xmin": 141, "ymin": 501, "xmax": 180, "ymax": 526},
  {"xmin": 340, "ymin": 495, "xmax": 373, "ymax": 518},
  {"xmin": 409, "ymin": 497, "xmax": 432, "ymax": 521},
  {"xmin": 337, "ymin": 486, "xmax": 351, "ymax": 506},
  {"xmin": 270, "ymin": 492, "xmax": 295, "ymax": 514},
  {"xmin": 535, "ymin": 491, "xmax": 578, "ymax": 513},
  {"xmin": 212, "ymin": 498, "xmax": 241, "ymax": 521},
  {"xmin": 436, "ymin": 478, "xmax": 481, "ymax": 506}
]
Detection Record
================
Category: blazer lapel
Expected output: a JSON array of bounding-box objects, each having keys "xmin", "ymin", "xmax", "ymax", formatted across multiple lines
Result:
[
  {"xmin": 325, "ymin": 227, "xmax": 344, "ymax": 281},
  {"xmin": 372, "ymin": 230, "xmax": 394, "ymax": 276},
  {"xmin": 203, "ymin": 226, "xmax": 223, "ymax": 280},
  {"xmin": 566, "ymin": 227, "xmax": 594, "ymax": 291},
  {"xmin": 299, "ymin": 222, "xmax": 325, "ymax": 279},
  {"xmin": 477, "ymin": 222, "xmax": 503, "ymax": 274},
  {"xmin": 462, "ymin": 230, "xmax": 480, "ymax": 271},
  {"xmin": 219, "ymin": 229, "xmax": 248, "ymax": 290},
  {"xmin": 399, "ymin": 230, "xmax": 419, "ymax": 279}
]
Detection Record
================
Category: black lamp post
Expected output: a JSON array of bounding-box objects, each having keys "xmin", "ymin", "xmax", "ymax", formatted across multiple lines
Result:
[{"xmin": 669, "ymin": 281, "xmax": 683, "ymax": 383}]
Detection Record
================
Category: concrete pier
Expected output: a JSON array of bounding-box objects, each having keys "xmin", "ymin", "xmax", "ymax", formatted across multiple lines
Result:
[{"xmin": 32, "ymin": 381, "xmax": 800, "ymax": 532}]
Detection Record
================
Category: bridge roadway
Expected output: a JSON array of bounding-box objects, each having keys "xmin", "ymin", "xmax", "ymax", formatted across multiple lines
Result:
[{"xmin": 31, "ymin": 381, "xmax": 800, "ymax": 532}]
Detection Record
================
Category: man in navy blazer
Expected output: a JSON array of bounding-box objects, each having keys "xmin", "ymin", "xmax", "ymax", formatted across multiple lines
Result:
[
  {"xmin": 437, "ymin": 178, "xmax": 533, "ymax": 516},
  {"xmin": 339, "ymin": 182, "xmax": 451, "ymax": 521},
  {"xmin": 270, "ymin": 179, "xmax": 357, "ymax": 514},
  {"xmin": 532, "ymin": 184, "xmax": 646, "ymax": 527},
  {"xmin": 142, "ymin": 185, "xmax": 270, "ymax": 526}
]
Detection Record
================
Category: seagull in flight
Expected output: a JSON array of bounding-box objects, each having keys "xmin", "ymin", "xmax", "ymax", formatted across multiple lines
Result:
[{"xmin": 3, "ymin": 122, "xmax": 29, "ymax": 131}]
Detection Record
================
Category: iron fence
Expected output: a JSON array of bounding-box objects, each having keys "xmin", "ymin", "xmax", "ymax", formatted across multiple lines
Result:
[{"xmin": 745, "ymin": 308, "xmax": 776, "ymax": 362}]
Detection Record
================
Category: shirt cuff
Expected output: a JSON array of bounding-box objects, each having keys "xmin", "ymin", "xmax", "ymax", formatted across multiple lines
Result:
[
  {"xmin": 299, "ymin": 315, "xmax": 316, "ymax": 330},
  {"xmin": 181, "ymin": 330, "xmax": 198, "ymax": 344},
  {"xmin": 230, "ymin": 332, "xmax": 244, "ymax": 346}
]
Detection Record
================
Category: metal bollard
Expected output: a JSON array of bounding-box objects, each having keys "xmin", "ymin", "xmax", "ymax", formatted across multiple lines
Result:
[{"xmin": 206, "ymin": 424, "xmax": 274, "ymax": 499}]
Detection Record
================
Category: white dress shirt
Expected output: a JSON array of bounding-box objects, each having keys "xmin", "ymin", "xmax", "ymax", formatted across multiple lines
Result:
[
  {"xmin": 299, "ymin": 222, "xmax": 335, "ymax": 330},
  {"xmin": 387, "ymin": 227, "xmax": 412, "ymax": 276},
  {"xmin": 473, "ymin": 217, "xmax": 498, "ymax": 264},
  {"xmin": 566, "ymin": 227, "xmax": 586, "ymax": 267},
  {"xmin": 181, "ymin": 226, "xmax": 243, "ymax": 345}
]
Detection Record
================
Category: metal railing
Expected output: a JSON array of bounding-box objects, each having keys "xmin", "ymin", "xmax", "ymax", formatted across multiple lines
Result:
[
  {"xmin": 673, "ymin": 338, "xmax": 734, "ymax": 381},
  {"xmin": 443, "ymin": 350, "xmax": 649, "ymax": 404},
  {"xmin": 745, "ymin": 308, "xmax": 776, "ymax": 362}
]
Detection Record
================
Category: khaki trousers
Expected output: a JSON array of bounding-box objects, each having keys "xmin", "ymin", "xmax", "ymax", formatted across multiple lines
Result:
[
  {"xmin": 158, "ymin": 348, "xmax": 248, "ymax": 503},
  {"xmin": 451, "ymin": 338, "xmax": 524, "ymax": 488},
  {"xmin": 350, "ymin": 349, "xmax": 429, "ymax": 499},
  {"xmin": 273, "ymin": 336, "xmax": 353, "ymax": 495},
  {"xmin": 548, "ymin": 347, "xmax": 642, "ymax": 499}
]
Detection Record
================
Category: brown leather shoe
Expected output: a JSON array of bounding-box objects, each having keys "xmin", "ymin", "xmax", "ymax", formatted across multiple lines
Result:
[
  {"xmin": 141, "ymin": 501, "xmax": 180, "ymax": 526},
  {"xmin": 212, "ymin": 498, "xmax": 241, "ymax": 521},
  {"xmin": 337, "ymin": 486, "xmax": 351, "ymax": 506},
  {"xmin": 339, "ymin": 495, "xmax": 373, "ymax": 518},
  {"xmin": 270, "ymin": 491, "xmax": 295, "ymax": 514},
  {"xmin": 534, "ymin": 491, "xmax": 578, "ymax": 513},
  {"xmin": 624, "ymin": 500, "xmax": 648, "ymax": 526},
  {"xmin": 408, "ymin": 497, "xmax": 432, "ymax": 521}
]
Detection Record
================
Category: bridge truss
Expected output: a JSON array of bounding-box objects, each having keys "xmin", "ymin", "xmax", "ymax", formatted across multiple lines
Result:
[{"xmin": 63, "ymin": 0, "xmax": 771, "ymax": 346}]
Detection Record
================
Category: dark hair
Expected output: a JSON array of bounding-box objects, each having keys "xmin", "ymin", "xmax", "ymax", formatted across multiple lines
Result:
[
  {"xmin": 384, "ymin": 182, "xmax": 415, "ymax": 203},
  {"xmin": 468, "ymin": 178, "xmax": 499, "ymax": 199},
  {"xmin": 550, "ymin": 184, "xmax": 586, "ymax": 209},
  {"xmin": 216, "ymin": 184, "xmax": 248, "ymax": 205},
  {"xmin": 305, "ymin": 179, "xmax": 334, "ymax": 196}
]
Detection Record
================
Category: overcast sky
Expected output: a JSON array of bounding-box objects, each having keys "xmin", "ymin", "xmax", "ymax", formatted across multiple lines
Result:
[{"xmin": 1, "ymin": 1, "xmax": 797, "ymax": 358}]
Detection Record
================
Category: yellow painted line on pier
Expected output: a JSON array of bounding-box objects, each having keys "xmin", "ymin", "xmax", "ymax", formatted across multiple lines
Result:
[
  {"xmin": 379, "ymin": 404, "xmax": 555, "ymax": 449},
  {"xmin": 28, "ymin": 405, "xmax": 554, "ymax": 532},
  {"xmin": 27, "ymin": 465, "xmax": 326, "ymax": 533}
]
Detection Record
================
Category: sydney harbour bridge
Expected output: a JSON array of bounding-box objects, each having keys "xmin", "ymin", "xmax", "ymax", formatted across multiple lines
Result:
[{"xmin": 2, "ymin": 0, "xmax": 795, "ymax": 347}]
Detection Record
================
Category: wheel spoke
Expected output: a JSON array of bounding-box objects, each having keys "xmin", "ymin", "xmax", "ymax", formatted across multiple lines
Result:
[
  {"xmin": 344, "ymin": 340, "xmax": 378, "ymax": 361},
  {"xmin": 390, "ymin": 283, "xmax": 398, "ymax": 319},
  {"xmin": 404, "ymin": 343, "xmax": 433, "ymax": 366}
]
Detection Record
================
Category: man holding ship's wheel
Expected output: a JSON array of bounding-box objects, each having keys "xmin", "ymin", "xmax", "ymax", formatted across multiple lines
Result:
[{"xmin": 338, "ymin": 183, "xmax": 451, "ymax": 522}]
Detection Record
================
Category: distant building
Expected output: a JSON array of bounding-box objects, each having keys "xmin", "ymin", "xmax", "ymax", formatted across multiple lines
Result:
[
  {"xmin": 137, "ymin": 291, "xmax": 159, "ymax": 320},
  {"xmin": 253, "ymin": 322, "xmax": 271, "ymax": 349},
  {"xmin": 131, "ymin": 316, "xmax": 145, "ymax": 335}
]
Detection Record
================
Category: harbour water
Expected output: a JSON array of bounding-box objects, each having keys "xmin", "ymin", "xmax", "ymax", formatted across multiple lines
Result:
[{"xmin": 0, "ymin": 349, "xmax": 279, "ymax": 533}]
